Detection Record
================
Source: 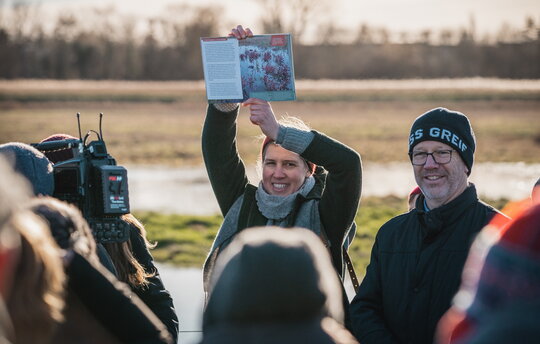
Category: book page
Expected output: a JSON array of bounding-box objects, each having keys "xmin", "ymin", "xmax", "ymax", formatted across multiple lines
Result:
[{"xmin": 200, "ymin": 37, "xmax": 243, "ymax": 101}]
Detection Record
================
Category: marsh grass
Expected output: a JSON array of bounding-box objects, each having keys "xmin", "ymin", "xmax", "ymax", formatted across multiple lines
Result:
[
  {"xmin": 135, "ymin": 197, "xmax": 509, "ymax": 276},
  {"xmin": 1, "ymin": 99, "xmax": 539, "ymax": 165},
  {"xmin": 0, "ymin": 79, "xmax": 528, "ymax": 274}
]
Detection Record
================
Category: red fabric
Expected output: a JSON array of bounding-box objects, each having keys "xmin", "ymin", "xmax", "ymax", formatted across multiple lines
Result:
[
  {"xmin": 40, "ymin": 133, "xmax": 78, "ymax": 163},
  {"xmin": 498, "ymin": 204, "xmax": 540, "ymax": 258}
]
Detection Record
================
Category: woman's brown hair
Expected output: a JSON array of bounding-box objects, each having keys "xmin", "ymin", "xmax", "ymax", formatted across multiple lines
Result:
[{"xmin": 104, "ymin": 213, "xmax": 156, "ymax": 289}]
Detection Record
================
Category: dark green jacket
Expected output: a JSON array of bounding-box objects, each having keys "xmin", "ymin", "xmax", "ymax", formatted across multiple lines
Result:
[
  {"xmin": 349, "ymin": 185, "xmax": 503, "ymax": 344},
  {"xmin": 202, "ymin": 104, "xmax": 362, "ymax": 277}
]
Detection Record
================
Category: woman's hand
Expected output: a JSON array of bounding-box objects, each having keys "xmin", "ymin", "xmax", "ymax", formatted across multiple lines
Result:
[
  {"xmin": 242, "ymin": 98, "xmax": 279, "ymax": 141},
  {"xmin": 229, "ymin": 25, "xmax": 253, "ymax": 40}
]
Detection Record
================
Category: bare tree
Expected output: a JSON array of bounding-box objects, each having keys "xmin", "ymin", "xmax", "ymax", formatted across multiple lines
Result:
[
  {"xmin": 7, "ymin": 0, "xmax": 43, "ymax": 40},
  {"xmin": 257, "ymin": 0, "xmax": 330, "ymax": 43},
  {"xmin": 355, "ymin": 24, "xmax": 373, "ymax": 44},
  {"xmin": 315, "ymin": 21, "xmax": 348, "ymax": 45}
]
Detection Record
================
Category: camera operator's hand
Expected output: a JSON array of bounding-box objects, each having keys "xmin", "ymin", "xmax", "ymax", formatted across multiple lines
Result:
[
  {"xmin": 229, "ymin": 25, "xmax": 253, "ymax": 40},
  {"xmin": 242, "ymin": 98, "xmax": 279, "ymax": 141}
]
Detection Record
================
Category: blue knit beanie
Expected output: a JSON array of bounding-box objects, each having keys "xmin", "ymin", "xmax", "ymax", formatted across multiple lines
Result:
[{"xmin": 0, "ymin": 142, "xmax": 54, "ymax": 196}]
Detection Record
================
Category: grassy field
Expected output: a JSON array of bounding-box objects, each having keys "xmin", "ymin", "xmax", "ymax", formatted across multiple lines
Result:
[
  {"xmin": 135, "ymin": 197, "xmax": 509, "ymax": 275},
  {"xmin": 1, "ymin": 79, "xmax": 539, "ymax": 165},
  {"xmin": 0, "ymin": 79, "xmax": 537, "ymax": 273}
]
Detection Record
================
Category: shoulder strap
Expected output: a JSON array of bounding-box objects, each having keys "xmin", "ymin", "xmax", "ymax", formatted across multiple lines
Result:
[
  {"xmin": 343, "ymin": 247, "xmax": 360, "ymax": 293},
  {"xmin": 343, "ymin": 222, "xmax": 359, "ymax": 292}
]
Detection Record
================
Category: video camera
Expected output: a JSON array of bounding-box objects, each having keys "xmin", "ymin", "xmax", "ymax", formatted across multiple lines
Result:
[{"xmin": 32, "ymin": 113, "xmax": 130, "ymax": 243}]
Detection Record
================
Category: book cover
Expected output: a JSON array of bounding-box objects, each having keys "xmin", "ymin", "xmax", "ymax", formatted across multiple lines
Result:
[{"xmin": 200, "ymin": 34, "xmax": 296, "ymax": 103}]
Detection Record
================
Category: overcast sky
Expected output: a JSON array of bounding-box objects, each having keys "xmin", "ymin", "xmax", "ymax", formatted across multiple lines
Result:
[{"xmin": 3, "ymin": 0, "xmax": 539, "ymax": 39}]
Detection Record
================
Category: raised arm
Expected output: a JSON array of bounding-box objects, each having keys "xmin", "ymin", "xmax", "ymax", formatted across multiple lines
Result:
[
  {"xmin": 304, "ymin": 130, "xmax": 361, "ymax": 252},
  {"xmin": 202, "ymin": 104, "xmax": 249, "ymax": 216},
  {"xmin": 201, "ymin": 25, "xmax": 254, "ymax": 216}
]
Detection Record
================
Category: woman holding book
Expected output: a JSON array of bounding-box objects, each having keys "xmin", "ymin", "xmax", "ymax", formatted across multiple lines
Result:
[{"xmin": 202, "ymin": 26, "xmax": 362, "ymax": 300}]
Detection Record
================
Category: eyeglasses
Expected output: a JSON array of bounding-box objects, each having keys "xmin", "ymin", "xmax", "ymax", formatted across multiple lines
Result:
[{"xmin": 409, "ymin": 149, "xmax": 454, "ymax": 166}]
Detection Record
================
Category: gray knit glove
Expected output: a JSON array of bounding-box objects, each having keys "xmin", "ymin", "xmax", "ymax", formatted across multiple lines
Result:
[{"xmin": 276, "ymin": 125, "xmax": 314, "ymax": 154}]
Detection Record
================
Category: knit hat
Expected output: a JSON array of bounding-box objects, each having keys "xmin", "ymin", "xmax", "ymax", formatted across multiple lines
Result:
[
  {"xmin": 40, "ymin": 133, "xmax": 79, "ymax": 164},
  {"xmin": 261, "ymin": 136, "xmax": 316, "ymax": 175},
  {"xmin": 0, "ymin": 142, "xmax": 54, "ymax": 196},
  {"xmin": 204, "ymin": 227, "xmax": 343, "ymax": 328},
  {"xmin": 408, "ymin": 107, "xmax": 476, "ymax": 175}
]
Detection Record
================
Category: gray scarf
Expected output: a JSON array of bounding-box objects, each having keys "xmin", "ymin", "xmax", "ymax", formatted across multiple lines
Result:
[
  {"xmin": 203, "ymin": 176, "xmax": 323, "ymax": 294},
  {"xmin": 255, "ymin": 176, "xmax": 315, "ymax": 222}
]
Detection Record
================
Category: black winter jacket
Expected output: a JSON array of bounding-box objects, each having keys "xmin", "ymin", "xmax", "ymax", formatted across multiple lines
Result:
[
  {"xmin": 130, "ymin": 227, "xmax": 179, "ymax": 343},
  {"xmin": 349, "ymin": 185, "xmax": 502, "ymax": 344},
  {"xmin": 202, "ymin": 104, "xmax": 362, "ymax": 278}
]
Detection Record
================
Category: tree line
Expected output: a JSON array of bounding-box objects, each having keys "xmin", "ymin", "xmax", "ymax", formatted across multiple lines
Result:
[{"xmin": 0, "ymin": 2, "xmax": 538, "ymax": 80}]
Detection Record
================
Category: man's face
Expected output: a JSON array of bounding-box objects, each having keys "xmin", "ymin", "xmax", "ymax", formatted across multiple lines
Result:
[
  {"xmin": 412, "ymin": 141, "xmax": 469, "ymax": 208},
  {"xmin": 262, "ymin": 143, "xmax": 310, "ymax": 196}
]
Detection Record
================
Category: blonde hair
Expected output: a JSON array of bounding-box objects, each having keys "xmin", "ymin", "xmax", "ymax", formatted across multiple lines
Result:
[
  {"xmin": 257, "ymin": 115, "xmax": 313, "ymax": 177},
  {"xmin": 7, "ymin": 212, "xmax": 65, "ymax": 344},
  {"xmin": 104, "ymin": 213, "xmax": 156, "ymax": 289}
]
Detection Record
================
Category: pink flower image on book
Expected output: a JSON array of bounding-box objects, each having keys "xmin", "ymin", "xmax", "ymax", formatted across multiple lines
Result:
[{"xmin": 238, "ymin": 34, "xmax": 294, "ymax": 100}]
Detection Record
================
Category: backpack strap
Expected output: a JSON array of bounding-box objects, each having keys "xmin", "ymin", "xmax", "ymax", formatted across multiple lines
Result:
[{"xmin": 343, "ymin": 247, "xmax": 360, "ymax": 293}]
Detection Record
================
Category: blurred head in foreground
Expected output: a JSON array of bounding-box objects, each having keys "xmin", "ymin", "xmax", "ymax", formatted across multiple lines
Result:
[
  {"xmin": 0, "ymin": 156, "xmax": 30, "ymax": 301},
  {"xmin": 0, "ymin": 142, "xmax": 54, "ymax": 196},
  {"xmin": 202, "ymin": 226, "xmax": 357, "ymax": 344},
  {"xmin": 27, "ymin": 196, "xmax": 98, "ymax": 264},
  {"xmin": 0, "ymin": 157, "xmax": 65, "ymax": 344},
  {"xmin": 532, "ymin": 177, "xmax": 540, "ymax": 205},
  {"xmin": 436, "ymin": 201, "xmax": 540, "ymax": 344}
]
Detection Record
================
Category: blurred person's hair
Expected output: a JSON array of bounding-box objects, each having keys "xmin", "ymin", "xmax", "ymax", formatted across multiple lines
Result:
[
  {"xmin": 103, "ymin": 213, "xmax": 156, "ymax": 289},
  {"xmin": 0, "ymin": 156, "xmax": 31, "ymax": 343},
  {"xmin": 7, "ymin": 212, "xmax": 66, "ymax": 344},
  {"xmin": 27, "ymin": 196, "xmax": 98, "ymax": 264},
  {"xmin": 0, "ymin": 157, "xmax": 29, "ymax": 296}
]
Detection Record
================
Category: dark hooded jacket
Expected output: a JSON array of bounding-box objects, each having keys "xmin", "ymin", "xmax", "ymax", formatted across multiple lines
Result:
[
  {"xmin": 349, "ymin": 185, "xmax": 503, "ymax": 344},
  {"xmin": 61, "ymin": 252, "xmax": 172, "ymax": 344}
]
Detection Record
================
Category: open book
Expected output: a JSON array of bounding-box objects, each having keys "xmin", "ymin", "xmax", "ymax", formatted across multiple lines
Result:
[{"xmin": 200, "ymin": 34, "xmax": 296, "ymax": 103}]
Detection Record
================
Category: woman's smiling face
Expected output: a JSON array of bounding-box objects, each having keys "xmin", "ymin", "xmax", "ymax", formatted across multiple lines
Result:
[{"xmin": 262, "ymin": 143, "xmax": 310, "ymax": 196}]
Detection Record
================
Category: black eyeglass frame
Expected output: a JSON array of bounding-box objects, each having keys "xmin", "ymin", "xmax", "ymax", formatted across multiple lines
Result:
[{"xmin": 408, "ymin": 149, "xmax": 454, "ymax": 166}]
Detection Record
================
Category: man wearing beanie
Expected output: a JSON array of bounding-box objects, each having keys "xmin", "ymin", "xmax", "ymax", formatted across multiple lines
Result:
[{"xmin": 350, "ymin": 107, "xmax": 507, "ymax": 344}]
